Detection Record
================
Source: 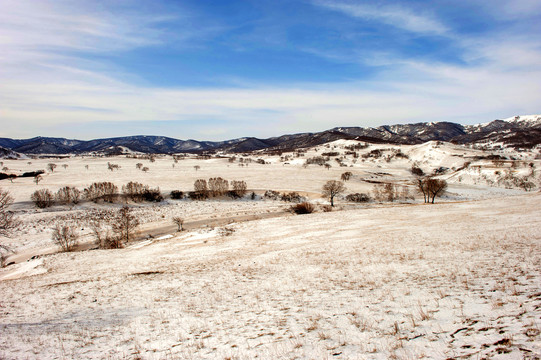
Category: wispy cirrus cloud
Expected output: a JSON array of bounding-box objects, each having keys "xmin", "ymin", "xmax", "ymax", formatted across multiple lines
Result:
[{"xmin": 312, "ymin": 0, "xmax": 449, "ymax": 35}]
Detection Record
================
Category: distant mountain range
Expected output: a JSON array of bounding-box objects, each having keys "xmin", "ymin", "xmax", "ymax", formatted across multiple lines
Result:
[{"xmin": 1, "ymin": 115, "xmax": 540, "ymax": 155}]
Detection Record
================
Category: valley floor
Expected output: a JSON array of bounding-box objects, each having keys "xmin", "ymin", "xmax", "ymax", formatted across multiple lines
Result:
[{"xmin": 1, "ymin": 193, "xmax": 540, "ymax": 359}]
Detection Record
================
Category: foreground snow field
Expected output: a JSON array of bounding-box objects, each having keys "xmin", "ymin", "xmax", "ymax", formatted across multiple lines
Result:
[{"xmin": 1, "ymin": 193, "xmax": 540, "ymax": 359}]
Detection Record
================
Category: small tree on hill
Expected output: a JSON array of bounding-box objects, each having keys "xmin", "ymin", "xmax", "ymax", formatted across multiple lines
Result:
[
  {"xmin": 322, "ymin": 180, "xmax": 346, "ymax": 207},
  {"xmin": 47, "ymin": 163, "xmax": 57, "ymax": 173},
  {"xmin": 51, "ymin": 223, "xmax": 79, "ymax": 252},
  {"xmin": 112, "ymin": 206, "xmax": 140, "ymax": 243}
]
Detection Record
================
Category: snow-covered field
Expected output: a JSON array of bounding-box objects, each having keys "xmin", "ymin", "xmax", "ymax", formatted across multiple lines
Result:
[{"xmin": 0, "ymin": 141, "xmax": 540, "ymax": 359}]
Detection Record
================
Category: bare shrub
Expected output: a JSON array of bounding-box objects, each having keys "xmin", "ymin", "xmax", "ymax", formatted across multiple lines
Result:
[
  {"xmin": 47, "ymin": 163, "xmax": 57, "ymax": 172},
  {"xmin": 281, "ymin": 192, "xmax": 304, "ymax": 203},
  {"xmin": 136, "ymin": 163, "xmax": 143, "ymax": 170},
  {"xmin": 208, "ymin": 177, "xmax": 229, "ymax": 197},
  {"xmin": 56, "ymin": 186, "xmax": 81, "ymax": 205},
  {"xmin": 305, "ymin": 156, "xmax": 327, "ymax": 166},
  {"xmin": 34, "ymin": 174, "xmax": 42, "ymax": 185},
  {"xmin": 170, "ymin": 190, "xmax": 184, "ymax": 199},
  {"xmin": 320, "ymin": 204, "xmax": 332, "ymax": 212},
  {"xmin": 141, "ymin": 187, "xmax": 163, "ymax": 202},
  {"xmin": 218, "ymin": 227, "xmax": 235, "ymax": 236},
  {"xmin": 322, "ymin": 180, "xmax": 346, "ymax": 206},
  {"xmin": 172, "ymin": 216, "xmax": 184, "ymax": 231},
  {"xmin": 411, "ymin": 165, "xmax": 424, "ymax": 176},
  {"xmin": 112, "ymin": 206, "xmax": 140, "ymax": 243},
  {"xmin": 341, "ymin": 171, "xmax": 353, "ymax": 181},
  {"xmin": 142, "ymin": 167, "xmax": 149, "ymax": 173},
  {"xmin": 31, "ymin": 189, "xmax": 54, "ymax": 208},
  {"xmin": 51, "ymin": 223, "xmax": 79, "ymax": 252},
  {"xmin": 264, "ymin": 190, "xmax": 280, "ymax": 200},
  {"xmin": 290, "ymin": 202, "xmax": 315, "ymax": 214},
  {"xmin": 345, "ymin": 193, "xmax": 371, "ymax": 202}
]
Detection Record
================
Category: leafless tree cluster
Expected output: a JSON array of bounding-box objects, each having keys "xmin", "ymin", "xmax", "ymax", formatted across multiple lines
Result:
[
  {"xmin": 417, "ymin": 178, "xmax": 448, "ymax": 204},
  {"xmin": 209, "ymin": 177, "xmax": 229, "ymax": 196},
  {"xmin": 56, "ymin": 186, "xmax": 81, "ymax": 205},
  {"xmin": 372, "ymin": 183, "xmax": 412, "ymax": 202},
  {"xmin": 86, "ymin": 207, "xmax": 140, "ymax": 248},
  {"xmin": 84, "ymin": 182, "xmax": 118, "ymax": 203},
  {"xmin": 122, "ymin": 181, "xmax": 149, "ymax": 202},
  {"xmin": 322, "ymin": 180, "xmax": 346, "ymax": 207},
  {"xmin": 192, "ymin": 178, "xmax": 248, "ymax": 200}
]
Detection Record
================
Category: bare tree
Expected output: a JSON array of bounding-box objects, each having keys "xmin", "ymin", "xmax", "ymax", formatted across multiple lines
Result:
[
  {"xmin": 418, "ymin": 177, "xmax": 448, "ymax": 203},
  {"xmin": 112, "ymin": 206, "xmax": 140, "ymax": 243},
  {"xmin": 62, "ymin": 164, "xmax": 68, "ymax": 169},
  {"xmin": 194, "ymin": 165, "xmax": 200, "ymax": 171},
  {"xmin": 208, "ymin": 177, "xmax": 229, "ymax": 196},
  {"xmin": 34, "ymin": 174, "xmax": 42, "ymax": 185},
  {"xmin": 0, "ymin": 188, "xmax": 17, "ymax": 238},
  {"xmin": 51, "ymin": 223, "xmax": 79, "ymax": 252},
  {"xmin": 172, "ymin": 216, "xmax": 184, "ymax": 232},
  {"xmin": 47, "ymin": 163, "xmax": 57, "ymax": 173},
  {"xmin": 142, "ymin": 166, "xmax": 149, "ymax": 173},
  {"xmin": 136, "ymin": 163, "xmax": 143, "ymax": 170},
  {"xmin": 194, "ymin": 179, "xmax": 209, "ymax": 198},
  {"xmin": 322, "ymin": 180, "xmax": 346, "ymax": 206},
  {"xmin": 56, "ymin": 186, "xmax": 81, "ymax": 205},
  {"xmin": 231, "ymin": 180, "xmax": 248, "ymax": 198}
]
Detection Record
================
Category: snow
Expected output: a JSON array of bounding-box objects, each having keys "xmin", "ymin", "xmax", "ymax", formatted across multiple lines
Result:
[{"xmin": 0, "ymin": 141, "xmax": 540, "ymax": 359}]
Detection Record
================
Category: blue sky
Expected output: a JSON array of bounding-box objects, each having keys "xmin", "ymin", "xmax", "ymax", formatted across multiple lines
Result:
[{"xmin": 1, "ymin": 0, "xmax": 540, "ymax": 140}]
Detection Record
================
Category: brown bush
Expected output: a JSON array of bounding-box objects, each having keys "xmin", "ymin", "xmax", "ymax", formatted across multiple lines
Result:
[
  {"xmin": 345, "ymin": 193, "xmax": 371, "ymax": 202},
  {"xmin": 290, "ymin": 202, "xmax": 315, "ymax": 214},
  {"xmin": 31, "ymin": 189, "xmax": 54, "ymax": 208}
]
